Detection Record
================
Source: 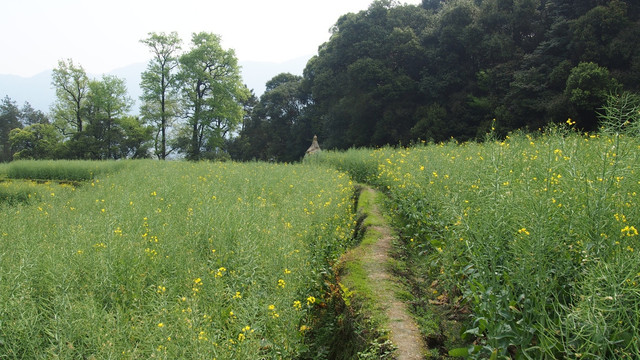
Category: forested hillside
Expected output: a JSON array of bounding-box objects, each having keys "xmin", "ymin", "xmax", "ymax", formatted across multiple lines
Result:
[
  {"xmin": 2, "ymin": 0, "xmax": 639, "ymax": 162},
  {"xmin": 232, "ymin": 0, "xmax": 640, "ymax": 160}
]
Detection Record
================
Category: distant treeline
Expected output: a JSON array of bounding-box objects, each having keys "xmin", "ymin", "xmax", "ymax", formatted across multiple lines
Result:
[
  {"xmin": 231, "ymin": 0, "xmax": 640, "ymax": 161},
  {"xmin": 1, "ymin": 32, "xmax": 247, "ymax": 162},
  {"xmin": 2, "ymin": 0, "xmax": 640, "ymax": 162}
]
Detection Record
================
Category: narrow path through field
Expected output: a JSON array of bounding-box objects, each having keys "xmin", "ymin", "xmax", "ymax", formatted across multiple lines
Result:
[{"xmin": 357, "ymin": 187, "xmax": 426, "ymax": 359}]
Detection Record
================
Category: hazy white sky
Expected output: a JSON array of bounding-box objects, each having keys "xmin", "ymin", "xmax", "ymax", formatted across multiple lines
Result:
[{"xmin": 1, "ymin": 0, "xmax": 422, "ymax": 77}]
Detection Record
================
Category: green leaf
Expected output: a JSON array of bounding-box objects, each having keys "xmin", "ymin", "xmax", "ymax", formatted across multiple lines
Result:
[
  {"xmin": 448, "ymin": 347, "xmax": 470, "ymax": 357},
  {"xmin": 463, "ymin": 327, "xmax": 480, "ymax": 336}
]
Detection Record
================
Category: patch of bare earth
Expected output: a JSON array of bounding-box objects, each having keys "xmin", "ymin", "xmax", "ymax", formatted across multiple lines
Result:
[{"xmin": 364, "ymin": 188, "xmax": 425, "ymax": 360}]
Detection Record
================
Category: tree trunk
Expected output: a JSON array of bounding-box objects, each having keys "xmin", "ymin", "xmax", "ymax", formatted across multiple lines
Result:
[
  {"xmin": 191, "ymin": 100, "xmax": 201, "ymax": 160},
  {"xmin": 76, "ymin": 99, "xmax": 83, "ymax": 133},
  {"xmin": 160, "ymin": 71, "xmax": 167, "ymax": 160}
]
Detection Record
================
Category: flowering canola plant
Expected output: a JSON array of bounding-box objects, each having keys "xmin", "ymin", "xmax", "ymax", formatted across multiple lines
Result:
[
  {"xmin": 317, "ymin": 127, "xmax": 640, "ymax": 358},
  {"xmin": 0, "ymin": 160, "xmax": 356, "ymax": 359}
]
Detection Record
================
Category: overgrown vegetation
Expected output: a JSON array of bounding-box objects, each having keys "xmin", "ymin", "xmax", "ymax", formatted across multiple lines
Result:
[
  {"xmin": 0, "ymin": 161, "xmax": 356, "ymax": 358},
  {"xmin": 314, "ymin": 98, "xmax": 640, "ymax": 358}
]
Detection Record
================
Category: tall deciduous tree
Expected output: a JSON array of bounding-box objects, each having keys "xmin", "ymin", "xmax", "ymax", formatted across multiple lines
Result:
[
  {"xmin": 178, "ymin": 32, "xmax": 248, "ymax": 160},
  {"xmin": 85, "ymin": 75, "xmax": 134, "ymax": 159},
  {"xmin": 51, "ymin": 59, "xmax": 89, "ymax": 134},
  {"xmin": 140, "ymin": 32, "xmax": 182, "ymax": 159}
]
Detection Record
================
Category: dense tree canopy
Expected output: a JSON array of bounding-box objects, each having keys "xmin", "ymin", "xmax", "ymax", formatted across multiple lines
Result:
[
  {"xmin": 297, "ymin": 0, "xmax": 640, "ymax": 150},
  {"xmin": 0, "ymin": 96, "xmax": 50, "ymax": 162},
  {"xmin": 50, "ymin": 63, "xmax": 152, "ymax": 160},
  {"xmin": 9, "ymin": 123, "xmax": 62, "ymax": 160},
  {"xmin": 232, "ymin": 73, "xmax": 310, "ymax": 162},
  {"xmin": 3, "ymin": 1, "xmax": 640, "ymax": 162},
  {"xmin": 228, "ymin": 0, "xmax": 639, "ymax": 161}
]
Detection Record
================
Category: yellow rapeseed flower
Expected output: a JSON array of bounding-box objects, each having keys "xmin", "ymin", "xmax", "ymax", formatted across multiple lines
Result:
[
  {"xmin": 306, "ymin": 296, "xmax": 316, "ymax": 305},
  {"xmin": 621, "ymin": 225, "xmax": 638, "ymax": 237},
  {"xmin": 518, "ymin": 228, "xmax": 530, "ymax": 236}
]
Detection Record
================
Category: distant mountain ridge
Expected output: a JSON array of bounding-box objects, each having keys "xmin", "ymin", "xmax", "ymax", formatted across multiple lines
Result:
[
  {"xmin": 0, "ymin": 70, "xmax": 54, "ymax": 113},
  {"xmin": 0, "ymin": 55, "xmax": 310, "ymax": 115}
]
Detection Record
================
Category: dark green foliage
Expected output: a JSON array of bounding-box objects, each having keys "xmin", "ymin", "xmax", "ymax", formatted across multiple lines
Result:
[
  {"xmin": 304, "ymin": 2, "xmax": 434, "ymax": 149},
  {"xmin": 231, "ymin": 73, "xmax": 313, "ymax": 162},
  {"xmin": 289, "ymin": 0, "xmax": 640, "ymax": 151},
  {"xmin": 230, "ymin": 0, "xmax": 640, "ymax": 160},
  {"xmin": 0, "ymin": 97, "xmax": 23, "ymax": 162},
  {"xmin": 565, "ymin": 62, "xmax": 620, "ymax": 129},
  {"xmin": 1, "ymin": 96, "xmax": 50, "ymax": 162}
]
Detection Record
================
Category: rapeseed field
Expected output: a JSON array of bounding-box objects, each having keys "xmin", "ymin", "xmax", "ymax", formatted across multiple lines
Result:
[
  {"xmin": 0, "ymin": 160, "xmax": 355, "ymax": 358},
  {"xmin": 318, "ymin": 125, "xmax": 640, "ymax": 358}
]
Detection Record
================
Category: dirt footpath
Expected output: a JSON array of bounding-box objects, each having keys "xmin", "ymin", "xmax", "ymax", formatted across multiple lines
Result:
[{"xmin": 351, "ymin": 187, "xmax": 426, "ymax": 359}]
